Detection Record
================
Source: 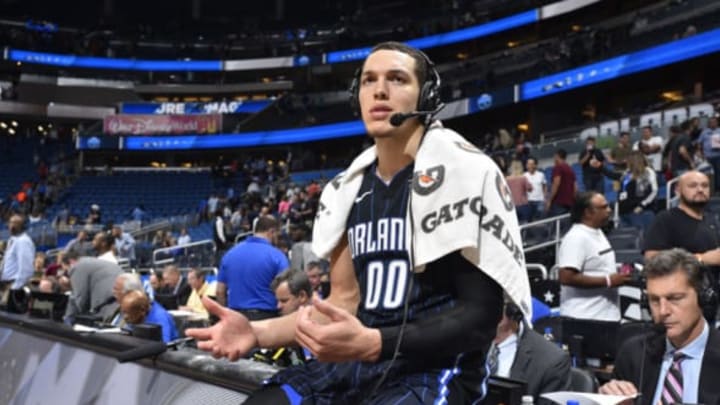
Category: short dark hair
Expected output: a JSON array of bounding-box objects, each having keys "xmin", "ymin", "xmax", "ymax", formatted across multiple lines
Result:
[
  {"xmin": 96, "ymin": 231, "xmax": 115, "ymax": 247},
  {"xmin": 255, "ymin": 215, "xmax": 279, "ymax": 233},
  {"xmin": 61, "ymin": 250, "xmax": 80, "ymax": 265},
  {"xmin": 570, "ymin": 191, "xmax": 598, "ymax": 223},
  {"xmin": 555, "ymin": 148, "xmax": 567, "ymax": 160},
  {"xmin": 305, "ymin": 261, "xmax": 323, "ymax": 272},
  {"xmin": 271, "ymin": 268, "xmax": 312, "ymax": 298},
  {"xmin": 366, "ymin": 41, "xmax": 429, "ymax": 87},
  {"xmin": 644, "ymin": 248, "xmax": 703, "ymax": 297},
  {"xmin": 620, "ymin": 131, "xmax": 630, "ymax": 137},
  {"xmin": 189, "ymin": 268, "xmax": 205, "ymax": 281}
]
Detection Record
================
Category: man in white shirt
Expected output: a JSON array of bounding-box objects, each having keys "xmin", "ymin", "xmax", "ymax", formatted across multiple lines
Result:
[
  {"xmin": 557, "ymin": 191, "xmax": 632, "ymax": 321},
  {"xmin": 633, "ymin": 125, "xmax": 664, "ymax": 173},
  {"xmin": 523, "ymin": 157, "xmax": 547, "ymax": 221},
  {"xmin": 1, "ymin": 214, "xmax": 36, "ymax": 295}
]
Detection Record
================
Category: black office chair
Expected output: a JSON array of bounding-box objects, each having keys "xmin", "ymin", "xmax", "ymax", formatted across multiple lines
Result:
[{"xmin": 569, "ymin": 367, "xmax": 599, "ymax": 393}]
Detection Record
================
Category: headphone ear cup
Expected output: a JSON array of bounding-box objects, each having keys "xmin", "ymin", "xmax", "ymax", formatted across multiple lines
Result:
[{"xmin": 697, "ymin": 272, "xmax": 717, "ymax": 307}]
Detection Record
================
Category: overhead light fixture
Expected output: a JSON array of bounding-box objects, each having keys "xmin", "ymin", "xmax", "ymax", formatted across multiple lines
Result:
[
  {"xmin": 0, "ymin": 122, "xmax": 6, "ymax": 129},
  {"xmin": 661, "ymin": 91, "xmax": 683, "ymax": 102},
  {"xmin": 8, "ymin": 128, "xmax": 16, "ymax": 135},
  {"xmin": 11, "ymin": 121, "xmax": 18, "ymax": 127},
  {"xmin": 517, "ymin": 123, "xmax": 529, "ymax": 132}
]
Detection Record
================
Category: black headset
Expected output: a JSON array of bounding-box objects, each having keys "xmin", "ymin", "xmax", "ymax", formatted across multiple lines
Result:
[
  {"xmin": 505, "ymin": 302, "xmax": 524, "ymax": 323},
  {"xmin": 696, "ymin": 270, "xmax": 717, "ymax": 308},
  {"xmin": 640, "ymin": 263, "xmax": 717, "ymax": 310},
  {"xmin": 348, "ymin": 48, "xmax": 442, "ymax": 119}
]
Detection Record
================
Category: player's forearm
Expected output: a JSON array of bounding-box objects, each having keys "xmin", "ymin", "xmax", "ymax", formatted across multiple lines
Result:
[
  {"xmin": 378, "ymin": 264, "xmax": 503, "ymax": 360},
  {"xmin": 251, "ymin": 311, "xmax": 300, "ymax": 349}
]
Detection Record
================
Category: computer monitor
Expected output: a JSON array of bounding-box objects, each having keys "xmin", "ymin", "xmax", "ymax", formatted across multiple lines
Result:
[
  {"xmin": 29, "ymin": 291, "xmax": 69, "ymax": 322},
  {"xmin": 154, "ymin": 293, "xmax": 179, "ymax": 310},
  {"xmin": 535, "ymin": 317, "xmax": 620, "ymax": 365},
  {"xmin": 483, "ymin": 376, "xmax": 527, "ymax": 405}
]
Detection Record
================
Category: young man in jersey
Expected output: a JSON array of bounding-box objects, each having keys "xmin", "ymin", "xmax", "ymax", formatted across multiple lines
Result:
[{"xmin": 186, "ymin": 41, "xmax": 531, "ymax": 404}]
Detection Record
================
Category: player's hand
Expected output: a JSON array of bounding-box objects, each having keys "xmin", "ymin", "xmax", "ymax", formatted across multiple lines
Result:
[
  {"xmin": 599, "ymin": 379, "xmax": 638, "ymax": 403},
  {"xmin": 185, "ymin": 296, "xmax": 258, "ymax": 361},
  {"xmin": 295, "ymin": 298, "xmax": 380, "ymax": 363}
]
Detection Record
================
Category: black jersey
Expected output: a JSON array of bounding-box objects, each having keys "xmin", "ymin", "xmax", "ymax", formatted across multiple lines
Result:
[{"xmin": 346, "ymin": 163, "xmax": 456, "ymax": 329}]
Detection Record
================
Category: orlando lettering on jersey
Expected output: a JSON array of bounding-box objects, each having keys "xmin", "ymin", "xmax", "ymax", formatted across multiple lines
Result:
[{"xmin": 346, "ymin": 218, "xmax": 406, "ymax": 258}]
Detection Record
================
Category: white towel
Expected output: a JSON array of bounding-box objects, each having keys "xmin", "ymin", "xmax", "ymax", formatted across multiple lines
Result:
[{"xmin": 312, "ymin": 122, "xmax": 533, "ymax": 319}]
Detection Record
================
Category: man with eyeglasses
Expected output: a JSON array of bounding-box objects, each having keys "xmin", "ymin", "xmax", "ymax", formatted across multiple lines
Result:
[{"xmin": 557, "ymin": 191, "xmax": 632, "ymax": 321}]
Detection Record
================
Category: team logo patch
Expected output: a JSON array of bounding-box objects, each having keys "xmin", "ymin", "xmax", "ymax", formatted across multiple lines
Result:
[
  {"xmin": 412, "ymin": 165, "xmax": 445, "ymax": 196},
  {"xmin": 495, "ymin": 172, "xmax": 514, "ymax": 211}
]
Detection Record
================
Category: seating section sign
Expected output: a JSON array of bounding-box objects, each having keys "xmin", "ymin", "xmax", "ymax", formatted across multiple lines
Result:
[
  {"xmin": 104, "ymin": 114, "xmax": 222, "ymax": 135},
  {"xmin": 120, "ymin": 101, "xmax": 270, "ymax": 115}
]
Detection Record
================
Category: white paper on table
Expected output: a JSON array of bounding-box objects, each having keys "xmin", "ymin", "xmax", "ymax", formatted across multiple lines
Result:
[
  {"xmin": 541, "ymin": 391, "xmax": 637, "ymax": 405},
  {"xmin": 73, "ymin": 324, "xmax": 123, "ymax": 334}
]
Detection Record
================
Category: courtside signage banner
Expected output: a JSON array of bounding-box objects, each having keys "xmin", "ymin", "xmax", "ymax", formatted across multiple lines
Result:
[
  {"xmin": 120, "ymin": 101, "xmax": 271, "ymax": 115},
  {"xmin": 103, "ymin": 115, "xmax": 222, "ymax": 135}
]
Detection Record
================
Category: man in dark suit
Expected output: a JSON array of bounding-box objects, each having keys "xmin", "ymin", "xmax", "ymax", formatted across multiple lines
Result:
[
  {"xmin": 156, "ymin": 264, "xmax": 192, "ymax": 309},
  {"xmin": 600, "ymin": 248, "xmax": 720, "ymax": 405},
  {"xmin": 492, "ymin": 303, "xmax": 571, "ymax": 404}
]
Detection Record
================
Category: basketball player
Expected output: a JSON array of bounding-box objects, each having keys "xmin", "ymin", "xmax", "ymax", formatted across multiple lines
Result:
[{"xmin": 186, "ymin": 41, "xmax": 530, "ymax": 404}]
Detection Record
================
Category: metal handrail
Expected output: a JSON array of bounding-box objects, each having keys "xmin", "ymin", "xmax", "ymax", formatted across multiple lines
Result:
[
  {"xmin": 519, "ymin": 213, "xmax": 571, "ymax": 258},
  {"xmin": 666, "ymin": 176, "xmax": 680, "ymax": 209},
  {"xmin": 234, "ymin": 231, "xmax": 252, "ymax": 244},
  {"xmin": 152, "ymin": 239, "xmax": 216, "ymax": 267},
  {"xmin": 526, "ymin": 263, "xmax": 548, "ymax": 280}
]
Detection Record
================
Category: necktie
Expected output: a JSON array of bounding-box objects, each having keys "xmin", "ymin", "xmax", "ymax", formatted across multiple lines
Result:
[
  {"xmin": 661, "ymin": 352, "xmax": 685, "ymax": 405},
  {"xmin": 487, "ymin": 343, "xmax": 500, "ymax": 376}
]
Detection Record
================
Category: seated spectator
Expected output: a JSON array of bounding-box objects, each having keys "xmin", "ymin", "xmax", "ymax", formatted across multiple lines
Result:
[
  {"xmin": 490, "ymin": 303, "xmax": 570, "ymax": 404},
  {"xmin": 177, "ymin": 228, "xmax": 191, "ymax": 246},
  {"xmin": 120, "ymin": 290, "xmax": 178, "ymax": 343},
  {"xmin": 109, "ymin": 273, "xmax": 144, "ymax": 326},
  {"xmin": 37, "ymin": 276, "xmax": 61, "ymax": 294},
  {"xmin": 558, "ymin": 191, "xmax": 632, "ymax": 321},
  {"xmin": 156, "ymin": 264, "xmax": 192, "ymax": 309},
  {"xmin": 270, "ymin": 268, "xmax": 312, "ymax": 316},
  {"xmin": 304, "ymin": 261, "xmax": 326, "ymax": 298},
  {"xmin": 179, "ymin": 268, "xmax": 216, "ymax": 315}
]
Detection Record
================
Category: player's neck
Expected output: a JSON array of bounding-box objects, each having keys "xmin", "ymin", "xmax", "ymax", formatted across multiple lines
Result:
[{"xmin": 374, "ymin": 125, "xmax": 424, "ymax": 181}]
